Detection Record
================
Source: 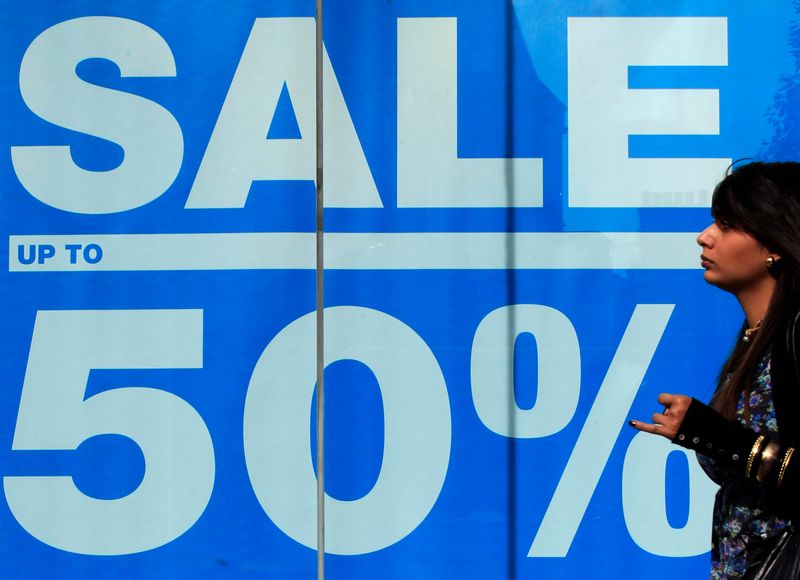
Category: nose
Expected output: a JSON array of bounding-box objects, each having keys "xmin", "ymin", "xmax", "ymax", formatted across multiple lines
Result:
[{"xmin": 697, "ymin": 223, "xmax": 716, "ymax": 247}]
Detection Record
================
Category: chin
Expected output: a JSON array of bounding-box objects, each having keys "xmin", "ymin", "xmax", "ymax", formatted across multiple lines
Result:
[{"xmin": 703, "ymin": 271, "xmax": 728, "ymax": 291}]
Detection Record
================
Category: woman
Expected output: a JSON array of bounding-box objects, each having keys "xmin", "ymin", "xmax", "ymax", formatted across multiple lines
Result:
[{"xmin": 630, "ymin": 161, "xmax": 800, "ymax": 578}]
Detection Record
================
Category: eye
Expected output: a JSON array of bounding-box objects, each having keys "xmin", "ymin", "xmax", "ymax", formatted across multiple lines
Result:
[{"xmin": 715, "ymin": 218, "xmax": 735, "ymax": 230}]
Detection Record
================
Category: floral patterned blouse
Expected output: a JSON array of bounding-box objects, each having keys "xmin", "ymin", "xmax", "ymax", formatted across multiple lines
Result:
[{"xmin": 697, "ymin": 353, "xmax": 792, "ymax": 578}]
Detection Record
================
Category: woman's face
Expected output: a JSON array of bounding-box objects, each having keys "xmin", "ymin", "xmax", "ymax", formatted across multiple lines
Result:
[{"xmin": 696, "ymin": 218, "xmax": 775, "ymax": 293}]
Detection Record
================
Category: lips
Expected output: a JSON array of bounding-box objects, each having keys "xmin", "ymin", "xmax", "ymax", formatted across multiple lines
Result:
[{"xmin": 700, "ymin": 254, "xmax": 714, "ymax": 268}]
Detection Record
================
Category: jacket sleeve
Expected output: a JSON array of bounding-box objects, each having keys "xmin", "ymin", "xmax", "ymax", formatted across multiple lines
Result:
[
  {"xmin": 671, "ymin": 398, "xmax": 760, "ymax": 470},
  {"xmin": 673, "ymin": 398, "xmax": 800, "ymax": 497}
]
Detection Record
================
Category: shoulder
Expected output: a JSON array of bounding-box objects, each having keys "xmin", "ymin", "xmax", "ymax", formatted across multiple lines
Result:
[
  {"xmin": 786, "ymin": 309, "xmax": 800, "ymax": 361},
  {"xmin": 770, "ymin": 308, "xmax": 800, "ymax": 443},
  {"xmin": 776, "ymin": 308, "xmax": 800, "ymax": 384}
]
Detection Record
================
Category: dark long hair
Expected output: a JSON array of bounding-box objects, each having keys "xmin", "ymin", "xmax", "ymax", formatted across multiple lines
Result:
[{"xmin": 710, "ymin": 161, "xmax": 800, "ymax": 419}]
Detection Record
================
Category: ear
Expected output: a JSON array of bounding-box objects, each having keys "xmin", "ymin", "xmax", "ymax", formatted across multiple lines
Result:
[
  {"xmin": 764, "ymin": 244, "xmax": 782, "ymax": 261},
  {"xmin": 766, "ymin": 253, "xmax": 782, "ymax": 272}
]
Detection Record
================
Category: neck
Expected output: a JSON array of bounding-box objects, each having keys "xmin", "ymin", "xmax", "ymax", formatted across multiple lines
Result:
[{"xmin": 735, "ymin": 278, "xmax": 776, "ymax": 327}]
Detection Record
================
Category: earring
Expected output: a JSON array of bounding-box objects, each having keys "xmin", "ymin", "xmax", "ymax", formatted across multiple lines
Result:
[{"xmin": 766, "ymin": 256, "xmax": 776, "ymax": 269}]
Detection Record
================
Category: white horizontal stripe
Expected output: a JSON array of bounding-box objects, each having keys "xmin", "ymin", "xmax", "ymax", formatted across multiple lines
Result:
[{"xmin": 9, "ymin": 232, "xmax": 701, "ymax": 272}]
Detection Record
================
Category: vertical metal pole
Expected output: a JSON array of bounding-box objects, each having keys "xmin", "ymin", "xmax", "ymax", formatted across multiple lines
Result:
[{"xmin": 315, "ymin": 0, "xmax": 325, "ymax": 578}]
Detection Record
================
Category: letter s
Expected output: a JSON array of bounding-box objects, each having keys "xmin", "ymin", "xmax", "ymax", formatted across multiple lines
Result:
[{"xmin": 11, "ymin": 17, "xmax": 183, "ymax": 214}]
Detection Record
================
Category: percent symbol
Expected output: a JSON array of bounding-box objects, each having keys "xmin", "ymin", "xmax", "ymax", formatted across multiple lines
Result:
[{"xmin": 528, "ymin": 303, "xmax": 674, "ymax": 557}]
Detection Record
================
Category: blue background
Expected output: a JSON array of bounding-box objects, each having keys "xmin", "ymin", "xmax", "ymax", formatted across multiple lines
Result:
[{"xmin": 2, "ymin": 0, "xmax": 800, "ymax": 577}]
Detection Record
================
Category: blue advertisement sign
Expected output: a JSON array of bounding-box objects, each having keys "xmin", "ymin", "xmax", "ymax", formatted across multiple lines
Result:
[{"xmin": 2, "ymin": 1, "xmax": 799, "ymax": 577}]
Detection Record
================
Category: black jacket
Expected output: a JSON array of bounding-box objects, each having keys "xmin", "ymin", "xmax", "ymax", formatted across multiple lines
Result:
[{"xmin": 674, "ymin": 311, "xmax": 800, "ymax": 516}]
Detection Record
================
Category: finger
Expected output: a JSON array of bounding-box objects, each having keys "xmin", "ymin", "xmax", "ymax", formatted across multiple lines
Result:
[
  {"xmin": 651, "ymin": 412, "xmax": 669, "ymax": 425},
  {"xmin": 657, "ymin": 393, "xmax": 675, "ymax": 406},
  {"xmin": 628, "ymin": 420, "xmax": 663, "ymax": 435}
]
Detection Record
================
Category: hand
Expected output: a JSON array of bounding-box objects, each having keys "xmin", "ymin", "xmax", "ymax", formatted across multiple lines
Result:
[{"xmin": 629, "ymin": 393, "xmax": 692, "ymax": 440}]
